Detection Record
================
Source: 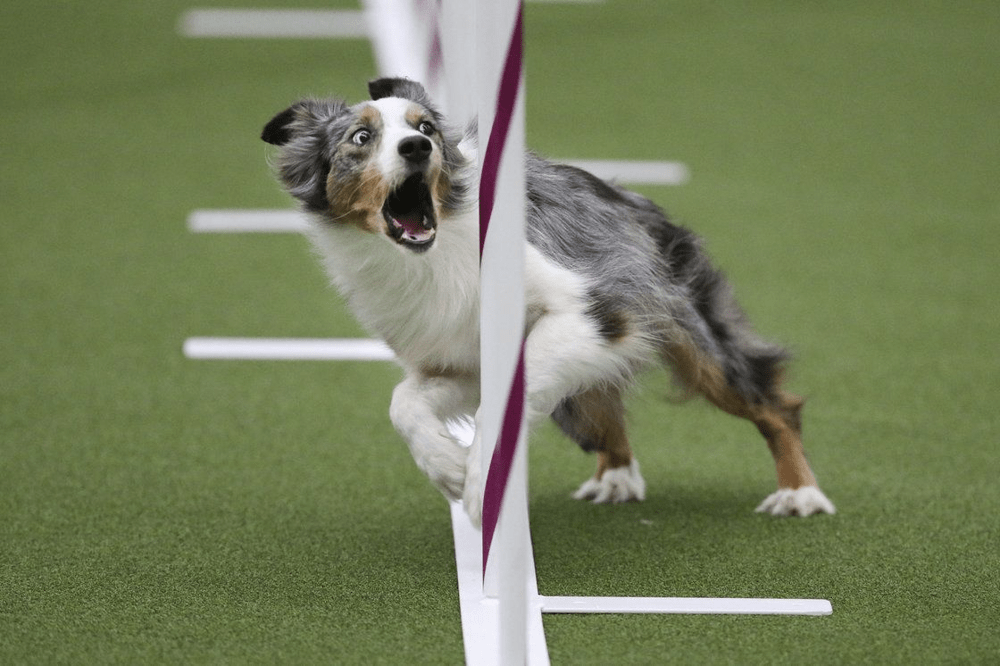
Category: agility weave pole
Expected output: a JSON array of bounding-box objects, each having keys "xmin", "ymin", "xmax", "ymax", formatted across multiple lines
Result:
[
  {"xmin": 437, "ymin": 1, "xmax": 831, "ymax": 661},
  {"xmin": 474, "ymin": 1, "xmax": 533, "ymax": 663}
]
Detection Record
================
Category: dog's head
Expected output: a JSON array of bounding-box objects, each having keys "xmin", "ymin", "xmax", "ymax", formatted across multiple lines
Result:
[{"xmin": 262, "ymin": 78, "xmax": 468, "ymax": 252}]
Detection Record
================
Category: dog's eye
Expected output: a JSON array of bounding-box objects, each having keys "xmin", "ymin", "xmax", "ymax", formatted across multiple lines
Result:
[
  {"xmin": 418, "ymin": 121, "xmax": 435, "ymax": 136},
  {"xmin": 351, "ymin": 129, "xmax": 372, "ymax": 146}
]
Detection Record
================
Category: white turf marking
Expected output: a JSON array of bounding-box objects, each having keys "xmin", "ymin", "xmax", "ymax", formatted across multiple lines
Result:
[
  {"xmin": 179, "ymin": 9, "xmax": 368, "ymax": 39},
  {"xmin": 188, "ymin": 209, "xmax": 309, "ymax": 234},
  {"xmin": 183, "ymin": 337, "xmax": 395, "ymax": 361},
  {"xmin": 451, "ymin": 502, "xmax": 550, "ymax": 666},
  {"xmin": 563, "ymin": 159, "xmax": 690, "ymax": 185},
  {"xmin": 541, "ymin": 596, "xmax": 832, "ymax": 615},
  {"xmin": 180, "ymin": 3, "xmax": 604, "ymax": 39}
]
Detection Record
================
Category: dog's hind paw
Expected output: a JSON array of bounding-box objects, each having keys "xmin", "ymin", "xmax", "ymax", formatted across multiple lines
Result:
[
  {"xmin": 572, "ymin": 459, "xmax": 646, "ymax": 504},
  {"xmin": 755, "ymin": 486, "xmax": 836, "ymax": 517}
]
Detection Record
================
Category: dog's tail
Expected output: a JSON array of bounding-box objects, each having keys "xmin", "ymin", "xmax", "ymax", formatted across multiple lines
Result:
[{"xmin": 653, "ymin": 220, "xmax": 792, "ymax": 408}]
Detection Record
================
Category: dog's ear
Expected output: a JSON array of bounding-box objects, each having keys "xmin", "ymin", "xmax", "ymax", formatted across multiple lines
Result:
[
  {"xmin": 261, "ymin": 98, "xmax": 347, "ymax": 214},
  {"xmin": 261, "ymin": 105, "xmax": 299, "ymax": 146},
  {"xmin": 261, "ymin": 99, "xmax": 347, "ymax": 145},
  {"xmin": 369, "ymin": 77, "xmax": 433, "ymax": 105}
]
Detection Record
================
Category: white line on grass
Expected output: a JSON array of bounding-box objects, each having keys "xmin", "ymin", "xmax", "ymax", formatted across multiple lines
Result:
[
  {"xmin": 188, "ymin": 209, "xmax": 309, "ymax": 233},
  {"xmin": 179, "ymin": 9, "xmax": 368, "ymax": 39},
  {"xmin": 180, "ymin": 3, "xmax": 605, "ymax": 39},
  {"xmin": 541, "ymin": 595, "xmax": 832, "ymax": 615},
  {"xmin": 183, "ymin": 337, "xmax": 395, "ymax": 361},
  {"xmin": 564, "ymin": 159, "xmax": 689, "ymax": 185}
]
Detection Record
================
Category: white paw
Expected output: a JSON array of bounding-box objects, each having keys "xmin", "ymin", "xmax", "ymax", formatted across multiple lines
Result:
[
  {"xmin": 462, "ymin": 453, "xmax": 483, "ymax": 529},
  {"xmin": 421, "ymin": 445, "xmax": 467, "ymax": 502},
  {"xmin": 462, "ymin": 478, "xmax": 483, "ymax": 529},
  {"xmin": 458, "ymin": 414, "xmax": 482, "ymax": 529},
  {"xmin": 755, "ymin": 485, "xmax": 836, "ymax": 517},
  {"xmin": 411, "ymin": 425, "xmax": 470, "ymax": 502},
  {"xmin": 573, "ymin": 459, "xmax": 646, "ymax": 504}
]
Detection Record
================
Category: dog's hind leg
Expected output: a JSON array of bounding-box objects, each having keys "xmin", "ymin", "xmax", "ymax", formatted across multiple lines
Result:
[
  {"xmin": 665, "ymin": 342, "xmax": 835, "ymax": 516},
  {"xmin": 552, "ymin": 386, "xmax": 646, "ymax": 504}
]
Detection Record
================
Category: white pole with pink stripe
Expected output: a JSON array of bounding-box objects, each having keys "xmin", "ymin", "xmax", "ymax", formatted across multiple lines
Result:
[{"xmin": 476, "ymin": 0, "xmax": 531, "ymax": 663}]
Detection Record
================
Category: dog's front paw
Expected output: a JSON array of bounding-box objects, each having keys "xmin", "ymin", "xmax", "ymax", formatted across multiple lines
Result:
[
  {"xmin": 755, "ymin": 486, "xmax": 836, "ymax": 517},
  {"xmin": 414, "ymin": 438, "xmax": 469, "ymax": 502},
  {"xmin": 461, "ymin": 423, "xmax": 483, "ymax": 529},
  {"xmin": 425, "ymin": 460, "xmax": 466, "ymax": 502},
  {"xmin": 462, "ymin": 472, "xmax": 483, "ymax": 529},
  {"xmin": 573, "ymin": 459, "xmax": 646, "ymax": 504}
]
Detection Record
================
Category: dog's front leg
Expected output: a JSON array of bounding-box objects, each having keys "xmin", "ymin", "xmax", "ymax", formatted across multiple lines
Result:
[{"xmin": 389, "ymin": 372, "xmax": 478, "ymax": 502}]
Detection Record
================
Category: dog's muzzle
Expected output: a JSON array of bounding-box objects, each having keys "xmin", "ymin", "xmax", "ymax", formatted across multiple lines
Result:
[{"xmin": 383, "ymin": 172, "xmax": 436, "ymax": 252}]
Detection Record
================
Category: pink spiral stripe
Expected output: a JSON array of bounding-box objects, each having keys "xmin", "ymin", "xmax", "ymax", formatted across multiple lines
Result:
[
  {"xmin": 481, "ymin": 340, "xmax": 526, "ymax": 578},
  {"xmin": 478, "ymin": 4, "xmax": 524, "ymax": 257},
  {"xmin": 479, "ymin": 3, "xmax": 525, "ymax": 578}
]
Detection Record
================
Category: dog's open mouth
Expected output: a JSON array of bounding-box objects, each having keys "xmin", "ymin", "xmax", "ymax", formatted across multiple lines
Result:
[{"xmin": 383, "ymin": 173, "xmax": 436, "ymax": 251}]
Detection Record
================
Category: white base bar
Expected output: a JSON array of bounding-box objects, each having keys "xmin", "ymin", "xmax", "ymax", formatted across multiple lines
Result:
[
  {"xmin": 179, "ymin": 3, "xmax": 607, "ymax": 40},
  {"xmin": 188, "ymin": 209, "xmax": 310, "ymax": 234},
  {"xmin": 179, "ymin": 9, "xmax": 368, "ymax": 39},
  {"xmin": 451, "ymin": 502, "xmax": 550, "ymax": 666},
  {"xmin": 183, "ymin": 337, "xmax": 395, "ymax": 361},
  {"xmin": 563, "ymin": 159, "xmax": 690, "ymax": 185},
  {"xmin": 541, "ymin": 595, "xmax": 832, "ymax": 616}
]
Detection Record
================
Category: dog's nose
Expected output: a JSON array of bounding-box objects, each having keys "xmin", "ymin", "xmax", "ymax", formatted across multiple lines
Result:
[{"xmin": 398, "ymin": 136, "xmax": 432, "ymax": 163}]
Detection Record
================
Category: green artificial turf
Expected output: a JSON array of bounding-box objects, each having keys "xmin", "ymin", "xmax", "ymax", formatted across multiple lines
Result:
[{"xmin": 2, "ymin": 1, "xmax": 998, "ymax": 664}]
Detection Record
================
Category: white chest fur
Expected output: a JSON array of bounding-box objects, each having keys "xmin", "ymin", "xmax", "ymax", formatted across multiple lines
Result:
[{"xmin": 305, "ymin": 210, "xmax": 482, "ymax": 374}]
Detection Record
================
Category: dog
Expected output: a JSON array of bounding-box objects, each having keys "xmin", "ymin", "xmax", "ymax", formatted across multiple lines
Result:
[{"xmin": 261, "ymin": 77, "xmax": 835, "ymax": 524}]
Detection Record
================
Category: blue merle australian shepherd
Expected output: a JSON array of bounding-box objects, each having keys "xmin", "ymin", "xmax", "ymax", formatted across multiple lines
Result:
[{"xmin": 262, "ymin": 77, "xmax": 835, "ymax": 524}]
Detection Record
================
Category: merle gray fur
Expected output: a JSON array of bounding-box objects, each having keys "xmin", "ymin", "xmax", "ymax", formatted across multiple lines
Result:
[{"xmin": 522, "ymin": 156, "xmax": 790, "ymax": 406}]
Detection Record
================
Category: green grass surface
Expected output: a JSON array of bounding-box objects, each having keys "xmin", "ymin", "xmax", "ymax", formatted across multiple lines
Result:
[{"xmin": 2, "ymin": 1, "xmax": 998, "ymax": 663}]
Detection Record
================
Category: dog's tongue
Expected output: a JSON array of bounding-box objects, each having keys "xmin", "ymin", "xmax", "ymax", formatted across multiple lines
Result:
[{"xmin": 393, "ymin": 213, "xmax": 434, "ymax": 242}]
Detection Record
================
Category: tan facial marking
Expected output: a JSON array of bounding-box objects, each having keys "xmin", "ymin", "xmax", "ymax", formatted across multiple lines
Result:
[
  {"xmin": 326, "ymin": 163, "xmax": 390, "ymax": 234},
  {"xmin": 358, "ymin": 105, "xmax": 382, "ymax": 129},
  {"xmin": 434, "ymin": 174, "xmax": 451, "ymax": 214},
  {"xmin": 322, "ymin": 104, "xmax": 391, "ymax": 233},
  {"xmin": 405, "ymin": 106, "xmax": 428, "ymax": 128}
]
